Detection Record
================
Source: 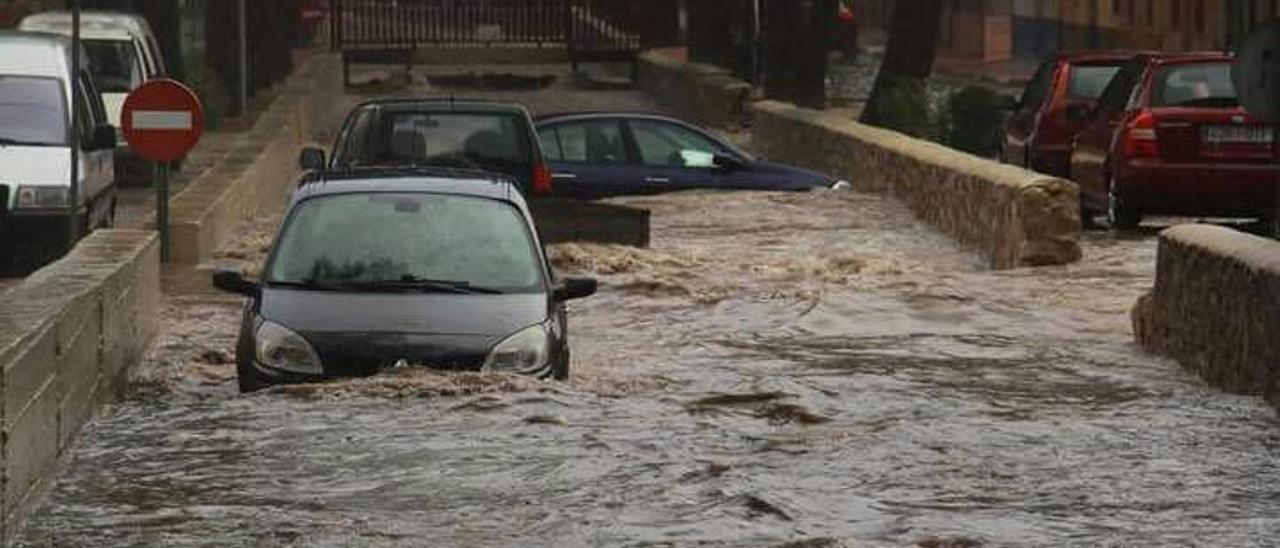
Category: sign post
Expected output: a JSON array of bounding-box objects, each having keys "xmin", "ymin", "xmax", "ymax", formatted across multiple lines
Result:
[{"xmin": 121, "ymin": 79, "xmax": 205, "ymax": 262}]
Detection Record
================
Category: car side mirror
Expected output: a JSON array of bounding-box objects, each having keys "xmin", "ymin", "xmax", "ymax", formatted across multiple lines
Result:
[
  {"xmin": 92, "ymin": 124, "xmax": 117, "ymax": 150},
  {"xmin": 553, "ymin": 277, "xmax": 597, "ymax": 301},
  {"xmin": 1065, "ymin": 103, "xmax": 1092, "ymax": 121},
  {"xmin": 212, "ymin": 269, "xmax": 258, "ymax": 296},
  {"xmin": 712, "ymin": 153, "xmax": 746, "ymax": 172},
  {"xmin": 299, "ymin": 146, "xmax": 327, "ymax": 171}
]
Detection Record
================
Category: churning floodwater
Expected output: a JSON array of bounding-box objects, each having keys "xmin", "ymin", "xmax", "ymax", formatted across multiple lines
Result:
[{"xmin": 16, "ymin": 188, "xmax": 1280, "ymax": 548}]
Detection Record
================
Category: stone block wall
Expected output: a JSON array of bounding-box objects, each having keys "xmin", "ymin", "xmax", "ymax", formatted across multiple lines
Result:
[
  {"xmin": 0, "ymin": 230, "xmax": 160, "ymax": 542},
  {"xmin": 636, "ymin": 51, "xmax": 753, "ymax": 131},
  {"xmin": 749, "ymin": 100, "xmax": 1082, "ymax": 269},
  {"xmin": 1133, "ymin": 225, "xmax": 1280, "ymax": 407}
]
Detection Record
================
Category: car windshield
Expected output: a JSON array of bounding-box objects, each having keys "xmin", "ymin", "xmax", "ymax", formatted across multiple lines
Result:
[
  {"xmin": 0, "ymin": 76, "xmax": 68, "ymax": 146},
  {"xmin": 1067, "ymin": 64, "xmax": 1122, "ymax": 99},
  {"xmin": 361, "ymin": 112, "xmax": 532, "ymax": 171},
  {"xmin": 1151, "ymin": 61, "xmax": 1238, "ymax": 108},
  {"xmin": 84, "ymin": 39, "xmax": 143, "ymax": 92},
  {"xmin": 265, "ymin": 192, "xmax": 544, "ymax": 293}
]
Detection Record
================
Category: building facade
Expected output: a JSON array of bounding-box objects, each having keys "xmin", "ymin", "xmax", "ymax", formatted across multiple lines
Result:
[{"xmin": 938, "ymin": 0, "xmax": 1279, "ymax": 62}]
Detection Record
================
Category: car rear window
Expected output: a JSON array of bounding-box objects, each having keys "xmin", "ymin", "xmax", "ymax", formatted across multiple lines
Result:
[
  {"xmin": 366, "ymin": 112, "xmax": 533, "ymax": 170},
  {"xmin": 1067, "ymin": 64, "xmax": 1122, "ymax": 100},
  {"xmin": 0, "ymin": 76, "xmax": 68, "ymax": 146},
  {"xmin": 84, "ymin": 39, "xmax": 143, "ymax": 92},
  {"xmin": 266, "ymin": 193, "xmax": 545, "ymax": 293},
  {"xmin": 1151, "ymin": 62, "xmax": 1238, "ymax": 108}
]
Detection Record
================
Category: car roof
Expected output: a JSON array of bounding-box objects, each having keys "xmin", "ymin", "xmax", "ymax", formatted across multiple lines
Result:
[
  {"xmin": 20, "ymin": 17, "xmax": 135, "ymax": 41},
  {"xmin": 0, "ymin": 31, "xmax": 74, "ymax": 79},
  {"xmin": 294, "ymin": 168, "xmax": 525, "ymax": 205},
  {"xmin": 20, "ymin": 11, "xmax": 153, "ymax": 37},
  {"xmin": 1055, "ymin": 50, "xmax": 1157, "ymax": 64},
  {"xmin": 534, "ymin": 110, "xmax": 679, "ymax": 123},
  {"xmin": 354, "ymin": 98, "xmax": 532, "ymax": 116},
  {"xmin": 1151, "ymin": 51, "xmax": 1234, "ymax": 64}
]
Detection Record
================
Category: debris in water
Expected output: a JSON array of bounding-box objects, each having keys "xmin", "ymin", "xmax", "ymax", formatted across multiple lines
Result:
[
  {"xmin": 917, "ymin": 537, "xmax": 984, "ymax": 548},
  {"xmin": 757, "ymin": 402, "xmax": 832, "ymax": 425},
  {"xmin": 523, "ymin": 414, "xmax": 569, "ymax": 426},
  {"xmin": 773, "ymin": 539, "xmax": 844, "ymax": 548},
  {"xmin": 688, "ymin": 392, "xmax": 792, "ymax": 407},
  {"xmin": 740, "ymin": 494, "xmax": 794, "ymax": 521}
]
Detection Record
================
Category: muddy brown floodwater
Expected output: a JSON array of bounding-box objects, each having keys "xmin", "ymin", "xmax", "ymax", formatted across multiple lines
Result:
[{"xmin": 17, "ymin": 67, "xmax": 1280, "ymax": 546}]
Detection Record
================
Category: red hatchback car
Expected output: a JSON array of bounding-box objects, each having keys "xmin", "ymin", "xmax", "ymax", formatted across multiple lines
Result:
[
  {"xmin": 1070, "ymin": 52, "xmax": 1280, "ymax": 228},
  {"xmin": 1002, "ymin": 51, "xmax": 1138, "ymax": 178}
]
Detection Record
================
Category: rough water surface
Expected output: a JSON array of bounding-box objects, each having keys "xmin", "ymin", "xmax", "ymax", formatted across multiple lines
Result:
[{"xmin": 14, "ymin": 66, "xmax": 1280, "ymax": 547}]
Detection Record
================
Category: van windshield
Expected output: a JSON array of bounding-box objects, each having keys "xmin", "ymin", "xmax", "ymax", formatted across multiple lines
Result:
[
  {"xmin": 0, "ymin": 76, "xmax": 68, "ymax": 147},
  {"xmin": 84, "ymin": 39, "xmax": 143, "ymax": 92},
  {"xmin": 266, "ymin": 193, "xmax": 545, "ymax": 293}
]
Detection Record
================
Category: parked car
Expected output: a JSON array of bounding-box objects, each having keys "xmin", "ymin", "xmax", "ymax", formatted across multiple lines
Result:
[
  {"xmin": 302, "ymin": 99, "xmax": 552, "ymax": 196},
  {"xmin": 20, "ymin": 11, "xmax": 167, "ymax": 184},
  {"xmin": 1070, "ymin": 52, "xmax": 1279, "ymax": 228},
  {"xmin": 212, "ymin": 169, "xmax": 597, "ymax": 392},
  {"xmin": 1001, "ymin": 51, "xmax": 1139, "ymax": 178},
  {"xmin": 0, "ymin": 31, "xmax": 118, "ymax": 267},
  {"xmin": 534, "ymin": 112, "xmax": 851, "ymax": 199}
]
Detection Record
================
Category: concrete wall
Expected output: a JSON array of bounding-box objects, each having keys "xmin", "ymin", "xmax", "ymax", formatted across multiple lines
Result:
[
  {"xmin": 636, "ymin": 51, "xmax": 753, "ymax": 131},
  {"xmin": 1133, "ymin": 225, "xmax": 1280, "ymax": 407},
  {"xmin": 154, "ymin": 53, "xmax": 345, "ymax": 265},
  {"xmin": 0, "ymin": 230, "xmax": 160, "ymax": 542},
  {"xmin": 750, "ymin": 100, "xmax": 1081, "ymax": 269}
]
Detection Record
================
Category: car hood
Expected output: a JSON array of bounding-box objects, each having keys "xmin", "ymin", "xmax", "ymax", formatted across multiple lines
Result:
[
  {"xmin": 751, "ymin": 161, "xmax": 836, "ymax": 188},
  {"xmin": 260, "ymin": 288, "xmax": 551, "ymax": 372},
  {"xmin": 0, "ymin": 146, "xmax": 71, "ymax": 188}
]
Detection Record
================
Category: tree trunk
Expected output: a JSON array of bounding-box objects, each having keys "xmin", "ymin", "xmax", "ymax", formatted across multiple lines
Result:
[
  {"xmin": 859, "ymin": 0, "xmax": 942, "ymax": 126},
  {"xmin": 793, "ymin": 0, "xmax": 836, "ymax": 109},
  {"xmin": 764, "ymin": 0, "xmax": 835, "ymax": 108}
]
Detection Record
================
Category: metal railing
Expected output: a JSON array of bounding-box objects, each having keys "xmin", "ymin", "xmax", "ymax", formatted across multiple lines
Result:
[{"xmin": 332, "ymin": 0, "xmax": 571, "ymax": 49}]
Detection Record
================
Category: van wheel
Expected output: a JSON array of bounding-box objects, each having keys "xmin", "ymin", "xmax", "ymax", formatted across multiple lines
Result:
[{"xmin": 1107, "ymin": 176, "xmax": 1141, "ymax": 230}]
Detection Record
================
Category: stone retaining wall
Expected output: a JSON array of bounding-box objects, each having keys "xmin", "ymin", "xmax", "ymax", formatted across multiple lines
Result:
[
  {"xmin": 156, "ymin": 53, "xmax": 345, "ymax": 264},
  {"xmin": 0, "ymin": 230, "xmax": 160, "ymax": 542},
  {"xmin": 1132, "ymin": 225, "xmax": 1280, "ymax": 407},
  {"xmin": 750, "ymin": 100, "xmax": 1081, "ymax": 269},
  {"xmin": 636, "ymin": 51, "xmax": 752, "ymax": 131}
]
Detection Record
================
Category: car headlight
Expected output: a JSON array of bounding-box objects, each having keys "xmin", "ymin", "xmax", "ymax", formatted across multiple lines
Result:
[
  {"xmin": 255, "ymin": 320, "xmax": 323, "ymax": 375},
  {"xmin": 483, "ymin": 323, "xmax": 551, "ymax": 374},
  {"xmin": 15, "ymin": 186, "xmax": 70, "ymax": 209},
  {"xmin": 830, "ymin": 180, "xmax": 853, "ymax": 191}
]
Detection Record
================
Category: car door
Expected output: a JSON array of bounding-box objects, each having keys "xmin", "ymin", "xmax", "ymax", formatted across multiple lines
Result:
[
  {"xmin": 1072, "ymin": 58, "xmax": 1149, "ymax": 209},
  {"xmin": 1003, "ymin": 59, "xmax": 1057, "ymax": 167},
  {"xmin": 536, "ymin": 119, "xmax": 636, "ymax": 199},
  {"xmin": 77, "ymin": 70, "xmax": 114, "ymax": 221},
  {"xmin": 624, "ymin": 118, "xmax": 733, "ymax": 192}
]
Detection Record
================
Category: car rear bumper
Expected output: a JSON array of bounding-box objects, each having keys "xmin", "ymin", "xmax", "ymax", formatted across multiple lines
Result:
[{"xmin": 1120, "ymin": 160, "xmax": 1280, "ymax": 217}]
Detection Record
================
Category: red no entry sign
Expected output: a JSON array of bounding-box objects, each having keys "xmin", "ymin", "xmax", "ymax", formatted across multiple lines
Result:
[{"xmin": 122, "ymin": 79, "xmax": 204, "ymax": 163}]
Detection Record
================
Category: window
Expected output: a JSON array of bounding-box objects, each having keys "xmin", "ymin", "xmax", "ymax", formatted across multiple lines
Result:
[
  {"xmin": 376, "ymin": 112, "xmax": 531, "ymax": 168},
  {"xmin": 83, "ymin": 39, "xmax": 143, "ymax": 92},
  {"xmin": 0, "ymin": 76, "xmax": 68, "ymax": 146},
  {"xmin": 337, "ymin": 108, "xmax": 374, "ymax": 165},
  {"xmin": 1067, "ymin": 64, "xmax": 1123, "ymax": 99},
  {"xmin": 1096, "ymin": 58, "xmax": 1147, "ymax": 114},
  {"xmin": 267, "ymin": 193, "xmax": 545, "ymax": 293},
  {"xmin": 1151, "ymin": 62, "xmax": 1238, "ymax": 108},
  {"xmin": 629, "ymin": 120, "xmax": 727, "ymax": 168},
  {"xmin": 538, "ymin": 121, "xmax": 626, "ymax": 164},
  {"xmin": 1019, "ymin": 61, "xmax": 1057, "ymax": 110}
]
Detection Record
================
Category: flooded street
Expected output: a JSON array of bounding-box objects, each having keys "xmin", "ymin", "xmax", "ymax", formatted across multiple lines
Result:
[{"xmin": 16, "ymin": 72, "xmax": 1280, "ymax": 547}]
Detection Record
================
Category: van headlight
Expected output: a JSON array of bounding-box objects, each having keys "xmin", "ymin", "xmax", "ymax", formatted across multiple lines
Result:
[
  {"xmin": 15, "ymin": 186, "xmax": 70, "ymax": 209},
  {"xmin": 483, "ymin": 323, "xmax": 551, "ymax": 374},
  {"xmin": 255, "ymin": 320, "xmax": 323, "ymax": 375}
]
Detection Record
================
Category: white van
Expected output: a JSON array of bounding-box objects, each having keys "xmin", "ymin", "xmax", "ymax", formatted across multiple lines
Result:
[
  {"xmin": 19, "ymin": 11, "xmax": 166, "ymax": 183},
  {"xmin": 0, "ymin": 31, "xmax": 117, "ymax": 266}
]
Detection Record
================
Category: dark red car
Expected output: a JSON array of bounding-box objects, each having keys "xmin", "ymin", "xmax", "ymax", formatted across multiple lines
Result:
[
  {"xmin": 1070, "ymin": 52, "xmax": 1279, "ymax": 228},
  {"xmin": 1001, "ymin": 51, "xmax": 1138, "ymax": 178}
]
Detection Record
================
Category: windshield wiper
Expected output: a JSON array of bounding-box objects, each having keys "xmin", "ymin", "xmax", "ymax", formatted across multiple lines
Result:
[{"xmin": 349, "ymin": 276, "xmax": 506, "ymax": 295}]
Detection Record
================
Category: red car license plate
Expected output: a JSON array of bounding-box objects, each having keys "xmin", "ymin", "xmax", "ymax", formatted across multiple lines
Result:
[{"xmin": 1201, "ymin": 125, "xmax": 1275, "ymax": 144}]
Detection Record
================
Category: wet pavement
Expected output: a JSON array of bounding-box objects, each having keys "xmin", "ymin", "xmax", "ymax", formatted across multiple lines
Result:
[{"xmin": 15, "ymin": 67, "xmax": 1280, "ymax": 547}]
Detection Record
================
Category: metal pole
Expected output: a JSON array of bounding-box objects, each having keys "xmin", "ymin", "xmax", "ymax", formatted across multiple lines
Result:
[
  {"xmin": 238, "ymin": 0, "xmax": 249, "ymax": 115},
  {"xmin": 155, "ymin": 162, "xmax": 170, "ymax": 262},
  {"xmin": 68, "ymin": 0, "xmax": 81, "ymax": 250}
]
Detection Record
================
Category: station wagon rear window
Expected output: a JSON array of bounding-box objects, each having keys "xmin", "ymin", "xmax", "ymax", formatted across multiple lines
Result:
[
  {"xmin": 1151, "ymin": 62, "xmax": 1238, "ymax": 108},
  {"xmin": 368, "ymin": 112, "xmax": 532, "ymax": 169},
  {"xmin": 1067, "ymin": 64, "xmax": 1123, "ymax": 99},
  {"xmin": 0, "ymin": 76, "xmax": 68, "ymax": 147}
]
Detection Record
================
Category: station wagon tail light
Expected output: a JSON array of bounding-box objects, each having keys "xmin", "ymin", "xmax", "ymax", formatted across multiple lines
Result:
[
  {"xmin": 532, "ymin": 163, "xmax": 553, "ymax": 195},
  {"xmin": 1121, "ymin": 110, "xmax": 1159, "ymax": 158}
]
